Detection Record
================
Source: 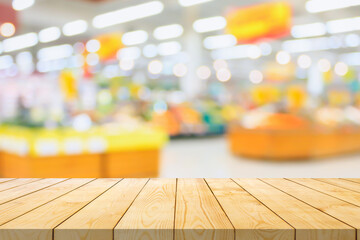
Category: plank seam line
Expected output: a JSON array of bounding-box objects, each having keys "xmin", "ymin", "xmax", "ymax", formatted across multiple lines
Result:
[
  {"xmin": 0, "ymin": 178, "xmax": 70, "ymax": 207},
  {"xmin": 0, "ymin": 178, "xmax": 43, "ymax": 193},
  {"xmin": 314, "ymin": 178, "xmax": 360, "ymax": 194},
  {"xmin": 285, "ymin": 178, "xmax": 360, "ymax": 208},
  {"xmin": 51, "ymin": 178, "xmax": 123, "ymax": 240},
  {"xmin": 203, "ymin": 179, "xmax": 235, "ymax": 240},
  {"xmin": 341, "ymin": 179, "xmax": 360, "ymax": 186},
  {"xmin": 112, "ymin": 178, "xmax": 150, "ymax": 240},
  {"xmin": 231, "ymin": 178, "xmax": 296, "ymax": 239},
  {"xmin": 0, "ymin": 178, "xmax": 96, "ymax": 227},
  {"xmin": 173, "ymin": 178, "xmax": 178, "ymax": 240},
  {"xmin": 0, "ymin": 179, "xmax": 16, "ymax": 185},
  {"xmin": 262, "ymin": 179, "xmax": 356, "ymax": 231}
]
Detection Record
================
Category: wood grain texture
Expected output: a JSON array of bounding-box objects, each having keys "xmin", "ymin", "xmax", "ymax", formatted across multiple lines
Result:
[
  {"xmin": 0, "ymin": 179, "xmax": 93, "ymax": 226},
  {"xmin": 0, "ymin": 178, "xmax": 40, "ymax": 192},
  {"xmin": 316, "ymin": 178, "xmax": 360, "ymax": 193},
  {"xmin": 0, "ymin": 178, "xmax": 119, "ymax": 240},
  {"xmin": 0, "ymin": 179, "xmax": 15, "ymax": 184},
  {"xmin": 175, "ymin": 179, "xmax": 234, "ymax": 240},
  {"xmin": 55, "ymin": 178, "xmax": 148, "ymax": 240},
  {"xmin": 0, "ymin": 178, "xmax": 67, "ymax": 205},
  {"xmin": 262, "ymin": 179, "xmax": 360, "ymax": 230},
  {"xmin": 288, "ymin": 178, "xmax": 360, "ymax": 207},
  {"xmin": 206, "ymin": 178, "xmax": 294, "ymax": 240},
  {"xmin": 234, "ymin": 179, "xmax": 355, "ymax": 240},
  {"xmin": 0, "ymin": 178, "xmax": 359, "ymax": 240},
  {"xmin": 115, "ymin": 179, "xmax": 176, "ymax": 240},
  {"xmin": 344, "ymin": 179, "xmax": 360, "ymax": 184}
]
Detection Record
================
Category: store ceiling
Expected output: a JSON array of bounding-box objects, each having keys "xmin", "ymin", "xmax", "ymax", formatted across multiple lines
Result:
[{"xmin": 0, "ymin": 0, "xmax": 359, "ymax": 57}]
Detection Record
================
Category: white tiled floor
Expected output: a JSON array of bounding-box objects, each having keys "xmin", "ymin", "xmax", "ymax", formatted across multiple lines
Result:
[{"xmin": 160, "ymin": 136, "xmax": 360, "ymax": 178}]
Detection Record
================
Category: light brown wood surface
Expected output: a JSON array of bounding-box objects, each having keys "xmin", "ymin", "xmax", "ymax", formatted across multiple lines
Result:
[
  {"xmin": 288, "ymin": 178, "xmax": 360, "ymax": 207},
  {"xmin": 262, "ymin": 179, "xmax": 360, "ymax": 237},
  {"xmin": 0, "ymin": 178, "xmax": 359, "ymax": 240},
  {"xmin": 175, "ymin": 178, "xmax": 234, "ymax": 240},
  {"xmin": 233, "ymin": 179, "xmax": 355, "ymax": 240},
  {"xmin": 55, "ymin": 178, "xmax": 148, "ymax": 240},
  {"xmin": 316, "ymin": 178, "xmax": 360, "ymax": 193},
  {"xmin": 206, "ymin": 178, "xmax": 294, "ymax": 240},
  {"xmin": 115, "ymin": 178, "xmax": 176, "ymax": 240}
]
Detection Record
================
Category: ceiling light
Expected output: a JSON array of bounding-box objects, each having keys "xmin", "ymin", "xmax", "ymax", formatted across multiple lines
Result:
[
  {"xmin": 173, "ymin": 63, "xmax": 188, "ymax": 77},
  {"xmin": 12, "ymin": 0, "xmax": 34, "ymax": 11},
  {"xmin": 334, "ymin": 62, "xmax": 348, "ymax": 76},
  {"xmin": 153, "ymin": 24, "xmax": 184, "ymax": 40},
  {"xmin": 196, "ymin": 66, "xmax": 211, "ymax": 80},
  {"xmin": 38, "ymin": 27, "xmax": 61, "ymax": 43},
  {"xmin": 0, "ymin": 55, "xmax": 14, "ymax": 70},
  {"xmin": 211, "ymin": 45, "xmax": 250, "ymax": 60},
  {"xmin": 203, "ymin": 34, "xmax": 237, "ymax": 50},
  {"xmin": 193, "ymin": 16, "xmax": 227, "ymax": 33},
  {"xmin": 117, "ymin": 47, "xmax": 141, "ymax": 60},
  {"xmin": 119, "ymin": 59, "xmax": 135, "ymax": 71},
  {"xmin": 93, "ymin": 1, "xmax": 164, "ymax": 29},
  {"xmin": 306, "ymin": 0, "xmax": 360, "ymax": 13},
  {"xmin": 247, "ymin": 45, "xmax": 261, "ymax": 59},
  {"xmin": 148, "ymin": 60, "xmax": 163, "ymax": 74},
  {"xmin": 37, "ymin": 44, "xmax": 73, "ymax": 61},
  {"xmin": 276, "ymin": 51, "xmax": 291, "ymax": 65},
  {"xmin": 122, "ymin": 30, "xmax": 148, "ymax": 46},
  {"xmin": 259, "ymin": 42, "xmax": 272, "ymax": 56},
  {"xmin": 216, "ymin": 68, "xmax": 231, "ymax": 82},
  {"xmin": 297, "ymin": 55, "xmax": 312, "ymax": 69},
  {"xmin": 318, "ymin": 59, "xmax": 331, "ymax": 72},
  {"xmin": 178, "ymin": 0, "xmax": 213, "ymax": 7},
  {"xmin": 249, "ymin": 70, "xmax": 263, "ymax": 84},
  {"xmin": 86, "ymin": 39, "xmax": 101, "ymax": 53},
  {"xmin": 63, "ymin": 20, "xmax": 88, "ymax": 36},
  {"xmin": 327, "ymin": 17, "xmax": 360, "ymax": 34},
  {"xmin": 157, "ymin": 41, "xmax": 182, "ymax": 56},
  {"xmin": 0, "ymin": 23, "xmax": 16, "ymax": 37},
  {"xmin": 143, "ymin": 44, "xmax": 158, "ymax": 58},
  {"xmin": 86, "ymin": 53, "xmax": 99, "ymax": 66},
  {"xmin": 3, "ymin": 32, "xmax": 38, "ymax": 52},
  {"xmin": 213, "ymin": 59, "xmax": 228, "ymax": 71},
  {"xmin": 291, "ymin": 22, "xmax": 326, "ymax": 38}
]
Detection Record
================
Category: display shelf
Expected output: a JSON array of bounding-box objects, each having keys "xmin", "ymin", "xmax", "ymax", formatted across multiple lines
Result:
[
  {"xmin": 0, "ymin": 178, "xmax": 359, "ymax": 240},
  {"xmin": 228, "ymin": 124, "xmax": 360, "ymax": 160}
]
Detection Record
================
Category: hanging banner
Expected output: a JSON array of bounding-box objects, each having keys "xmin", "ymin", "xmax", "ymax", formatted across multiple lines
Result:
[{"xmin": 226, "ymin": 1, "xmax": 292, "ymax": 43}]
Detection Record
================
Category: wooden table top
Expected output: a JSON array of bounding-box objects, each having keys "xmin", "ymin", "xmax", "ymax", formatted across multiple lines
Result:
[{"xmin": 0, "ymin": 178, "xmax": 359, "ymax": 240}]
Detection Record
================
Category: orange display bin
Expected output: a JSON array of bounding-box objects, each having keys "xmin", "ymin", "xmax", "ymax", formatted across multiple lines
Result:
[
  {"xmin": 228, "ymin": 124, "xmax": 360, "ymax": 160},
  {"xmin": 0, "ymin": 149, "xmax": 161, "ymax": 178},
  {"xmin": 103, "ymin": 149, "xmax": 160, "ymax": 178},
  {"xmin": 0, "ymin": 152, "xmax": 102, "ymax": 178}
]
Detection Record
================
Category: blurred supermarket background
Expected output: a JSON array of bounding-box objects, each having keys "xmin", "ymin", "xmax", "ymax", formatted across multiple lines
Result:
[{"xmin": 0, "ymin": 0, "xmax": 360, "ymax": 178}]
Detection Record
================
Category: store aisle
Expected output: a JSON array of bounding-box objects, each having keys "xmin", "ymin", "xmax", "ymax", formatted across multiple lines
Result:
[{"xmin": 160, "ymin": 137, "xmax": 360, "ymax": 178}]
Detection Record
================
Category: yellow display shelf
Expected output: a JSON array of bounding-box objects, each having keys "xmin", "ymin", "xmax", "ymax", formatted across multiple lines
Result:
[{"xmin": 0, "ymin": 125, "xmax": 167, "ymax": 178}]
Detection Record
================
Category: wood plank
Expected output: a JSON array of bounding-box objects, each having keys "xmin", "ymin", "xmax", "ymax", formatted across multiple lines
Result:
[
  {"xmin": 115, "ymin": 178, "xmax": 176, "ymax": 240},
  {"xmin": 55, "ymin": 178, "xmax": 148, "ymax": 240},
  {"xmin": 0, "ymin": 179, "xmax": 40, "ymax": 192},
  {"xmin": 0, "ymin": 178, "xmax": 120, "ymax": 240},
  {"xmin": 262, "ymin": 178, "xmax": 360, "ymax": 239},
  {"xmin": 343, "ymin": 179, "xmax": 360, "ymax": 184},
  {"xmin": 0, "ymin": 178, "xmax": 67, "ymax": 205},
  {"xmin": 315, "ymin": 178, "xmax": 360, "ymax": 193},
  {"xmin": 0, "ymin": 179, "xmax": 94, "ymax": 226},
  {"xmin": 206, "ymin": 178, "xmax": 294, "ymax": 240},
  {"xmin": 0, "ymin": 179, "xmax": 15, "ymax": 184},
  {"xmin": 233, "ymin": 179, "xmax": 355, "ymax": 240},
  {"xmin": 288, "ymin": 178, "xmax": 360, "ymax": 207},
  {"xmin": 175, "ymin": 178, "xmax": 234, "ymax": 240}
]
